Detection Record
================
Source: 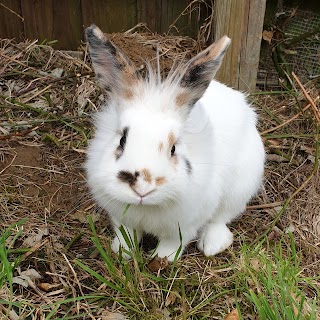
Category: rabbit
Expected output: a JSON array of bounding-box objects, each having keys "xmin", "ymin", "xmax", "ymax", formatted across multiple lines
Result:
[{"xmin": 85, "ymin": 24, "xmax": 265, "ymax": 261}]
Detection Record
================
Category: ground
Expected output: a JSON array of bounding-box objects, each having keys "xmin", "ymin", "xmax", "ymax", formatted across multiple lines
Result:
[{"xmin": 0, "ymin": 30, "xmax": 319, "ymax": 319}]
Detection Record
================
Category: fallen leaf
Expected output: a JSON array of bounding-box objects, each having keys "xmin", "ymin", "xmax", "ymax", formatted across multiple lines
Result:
[
  {"xmin": 23, "ymin": 227, "xmax": 48, "ymax": 247},
  {"xmin": 157, "ymin": 308, "xmax": 171, "ymax": 320},
  {"xmin": 165, "ymin": 292, "xmax": 178, "ymax": 307},
  {"xmin": 268, "ymin": 226, "xmax": 282, "ymax": 241},
  {"xmin": 20, "ymin": 268, "xmax": 42, "ymax": 280},
  {"xmin": 12, "ymin": 275, "xmax": 29, "ymax": 288},
  {"xmin": 224, "ymin": 308, "xmax": 240, "ymax": 320},
  {"xmin": 99, "ymin": 310, "xmax": 127, "ymax": 320},
  {"xmin": 12, "ymin": 268, "xmax": 42, "ymax": 288},
  {"xmin": 249, "ymin": 258, "xmax": 260, "ymax": 271},
  {"xmin": 262, "ymin": 30, "xmax": 274, "ymax": 43},
  {"xmin": 38, "ymin": 282, "xmax": 62, "ymax": 292},
  {"xmin": 266, "ymin": 154, "xmax": 288, "ymax": 163},
  {"xmin": 148, "ymin": 256, "xmax": 169, "ymax": 272},
  {"xmin": 73, "ymin": 210, "xmax": 100, "ymax": 224},
  {"xmin": 50, "ymin": 68, "xmax": 64, "ymax": 78},
  {"xmin": 285, "ymin": 224, "xmax": 295, "ymax": 233}
]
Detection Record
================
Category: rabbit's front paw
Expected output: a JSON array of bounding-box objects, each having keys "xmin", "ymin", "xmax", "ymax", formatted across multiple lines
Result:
[
  {"xmin": 153, "ymin": 239, "xmax": 184, "ymax": 262},
  {"xmin": 197, "ymin": 223, "xmax": 233, "ymax": 257},
  {"xmin": 111, "ymin": 236, "xmax": 131, "ymax": 260}
]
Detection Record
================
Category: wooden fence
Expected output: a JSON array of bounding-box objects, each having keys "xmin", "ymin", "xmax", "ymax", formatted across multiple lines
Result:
[
  {"xmin": 0, "ymin": 0, "xmax": 208, "ymax": 50},
  {"xmin": 0, "ymin": 0, "xmax": 268, "ymax": 91}
]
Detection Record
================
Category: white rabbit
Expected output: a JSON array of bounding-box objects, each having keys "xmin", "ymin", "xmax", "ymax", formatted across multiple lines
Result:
[{"xmin": 85, "ymin": 25, "xmax": 265, "ymax": 261}]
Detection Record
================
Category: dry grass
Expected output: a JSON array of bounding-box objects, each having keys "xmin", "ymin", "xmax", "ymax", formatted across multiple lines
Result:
[{"xmin": 0, "ymin": 29, "xmax": 319, "ymax": 319}]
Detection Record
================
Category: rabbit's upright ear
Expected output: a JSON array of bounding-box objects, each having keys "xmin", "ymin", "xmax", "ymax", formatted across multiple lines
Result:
[
  {"xmin": 86, "ymin": 24, "xmax": 139, "ymax": 99},
  {"xmin": 177, "ymin": 36, "xmax": 231, "ymax": 107}
]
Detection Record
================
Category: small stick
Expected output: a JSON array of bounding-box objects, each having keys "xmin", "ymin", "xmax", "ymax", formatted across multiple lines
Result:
[
  {"xmin": 16, "ymin": 71, "xmax": 93, "ymax": 96},
  {"xmin": 261, "ymin": 96, "xmax": 320, "ymax": 135},
  {"xmin": 292, "ymin": 72, "xmax": 320, "ymax": 124},
  {"xmin": 246, "ymin": 201, "xmax": 284, "ymax": 210},
  {"xmin": 61, "ymin": 253, "xmax": 85, "ymax": 297},
  {"xmin": 21, "ymin": 84, "xmax": 52, "ymax": 103},
  {"xmin": 0, "ymin": 153, "xmax": 16, "ymax": 175},
  {"xmin": 0, "ymin": 304, "xmax": 19, "ymax": 320},
  {"xmin": 20, "ymin": 238, "xmax": 50, "ymax": 262},
  {"xmin": 0, "ymin": 3, "xmax": 24, "ymax": 20},
  {"xmin": 0, "ymin": 125, "xmax": 42, "ymax": 141}
]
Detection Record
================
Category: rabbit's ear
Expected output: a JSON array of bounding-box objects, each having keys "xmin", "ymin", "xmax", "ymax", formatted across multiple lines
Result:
[
  {"xmin": 86, "ymin": 24, "xmax": 139, "ymax": 99},
  {"xmin": 177, "ymin": 36, "xmax": 231, "ymax": 107}
]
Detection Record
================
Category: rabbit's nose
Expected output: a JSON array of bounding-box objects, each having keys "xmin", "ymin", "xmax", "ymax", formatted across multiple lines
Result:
[{"xmin": 130, "ymin": 186, "xmax": 155, "ymax": 198}]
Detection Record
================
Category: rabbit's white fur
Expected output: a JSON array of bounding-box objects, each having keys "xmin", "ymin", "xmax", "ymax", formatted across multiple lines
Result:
[{"xmin": 85, "ymin": 25, "xmax": 265, "ymax": 261}]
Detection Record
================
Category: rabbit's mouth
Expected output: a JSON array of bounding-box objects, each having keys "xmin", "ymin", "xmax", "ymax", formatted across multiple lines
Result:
[{"xmin": 131, "ymin": 187, "xmax": 156, "ymax": 204}]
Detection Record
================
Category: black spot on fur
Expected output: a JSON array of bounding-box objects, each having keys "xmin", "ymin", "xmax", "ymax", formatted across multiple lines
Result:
[
  {"xmin": 117, "ymin": 170, "xmax": 138, "ymax": 185},
  {"xmin": 185, "ymin": 158, "xmax": 193, "ymax": 175},
  {"xmin": 102, "ymin": 41, "xmax": 117, "ymax": 56},
  {"xmin": 188, "ymin": 98, "xmax": 198, "ymax": 108},
  {"xmin": 86, "ymin": 26, "xmax": 117, "ymax": 56},
  {"xmin": 115, "ymin": 127, "xmax": 129, "ymax": 160},
  {"xmin": 184, "ymin": 64, "xmax": 203, "ymax": 85},
  {"xmin": 116, "ymin": 63, "xmax": 125, "ymax": 70}
]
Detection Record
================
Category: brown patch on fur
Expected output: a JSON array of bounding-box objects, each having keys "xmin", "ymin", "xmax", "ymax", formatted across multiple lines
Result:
[
  {"xmin": 155, "ymin": 176, "xmax": 167, "ymax": 186},
  {"xmin": 175, "ymin": 91, "xmax": 189, "ymax": 107},
  {"xmin": 114, "ymin": 48, "xmax": 140, "ymax": 91},
  {"xmin": 142, "ymin": 168, "xmax": 152, "ymax": 183},
  {"xmin": 158, "ymin": 142, "xmax": 164, "ymax": 153},
  {"xmin": 124, "ymin": 88, "xmax": 134, "ymax": 100},
  {"xmin": 190, "ymin": 36, "xmax": 229, "ymax": 67},
  {"xmin": 168, "ymin": 132, "xmax": 176, "ymax": 147},
  {"xmin": 114, "ymin": 147, "xmax": 123, "ymax": 160}
]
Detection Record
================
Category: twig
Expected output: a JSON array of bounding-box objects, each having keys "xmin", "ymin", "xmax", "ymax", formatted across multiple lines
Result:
[
  {"xmin": 0, "ymin": 153, "xmax": 17, "ymax": 175},
  {"xmin": 0, "ymin": 3, "xmax": 24, "ymax": 21},
  {"xmin": 0, "ymin": 125, "xmax": 42, "ymax": 141},
  {"xmin": 246, "ymin": 201, "xmax": 284, "ymax": 210},
  {"xmin": 20, "ymin": 239, "xmax": 50, "ymax": 263},
  {"xmin": 0, "ymin": 304, "xmax": 19, "ymax": 320},
  {"xmin": 292, "ymin": 72, "xmax": 320, "ymax": 124},
  {"xmin": 61, "ymin": 253, "xmax": 85, "ymax": 297},
  {"xmin": 21, "ymin": 84, "xmax": 52, "ymax": 103},
  {"xmin": 261, "ymin": 96, "xmax": 320, "ymax": 135},
  {"xmin": 16, "ymin": 71, "xmax": 93, "ymax": 97}
]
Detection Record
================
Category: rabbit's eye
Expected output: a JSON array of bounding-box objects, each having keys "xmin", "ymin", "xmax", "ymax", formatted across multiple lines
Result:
[
  {"xmin": 119, "ymin": 135, "xmax": 126, "ymax": 148},
  {"xmin": 171, "ymin": 145, "xmax": 176, "ymax": 155}
]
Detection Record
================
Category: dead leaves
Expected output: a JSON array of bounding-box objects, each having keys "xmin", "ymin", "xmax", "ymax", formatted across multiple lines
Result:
[
  {"xmin": 22, "ymin": 227, "xmax": 48, "ymax": 247},
  {"xmin": 262, "ymin": 30, "xmax": 274, "ymax": 44},
  {"xmin": 147, "ymin": 255, "xmax": 169, "ymax": 273},
  {"xmin": 98, "ymin": 310, "xmax": 127, "ymax": 320},
  {"xmin": 12, "ymin": 268, "xmax": 42, "ymax": 288},
  {"xmin": 224, "ymin": 309, "xmax": 240, "ymax": 320}
]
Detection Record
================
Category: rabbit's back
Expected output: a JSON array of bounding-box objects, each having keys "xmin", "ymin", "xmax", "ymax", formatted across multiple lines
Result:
[{"xmin": 193, "ymin": 80, "xmax": 264, "ymax": 222}]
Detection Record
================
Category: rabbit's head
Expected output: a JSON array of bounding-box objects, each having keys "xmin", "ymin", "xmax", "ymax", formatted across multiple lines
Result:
[{"xmin": 85, "ymin": 25, "xmax": 230, "ymax": 206}]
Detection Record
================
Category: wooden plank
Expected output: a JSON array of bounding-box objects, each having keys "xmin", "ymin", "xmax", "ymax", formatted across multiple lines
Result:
[
  {"xmin": 81, "ymin": 0, "xmax": 137, "ymax": 33},
  {"xmin": 53, "ymin": 0, "xmax": 83, "ymax": 49},
  {"xmin": 213, "ymin": 0, "xmax": 266, "ymax": 92},
  {"xmin": 161, "ymin": 0, "xmax": 185, "ymax": 34},
  {"xmin": 22, "ymin": 0, "xmax": 83, "ymax": 50},
  {"xmin": 0, "ymin": 0, "xmax": 24, "ymax": 40},
  {"xmin": 137, "ymin": 0, "xmax": 161, "ymax": 32},
  {"xmin": 21, "ymin": 0, "xmax": 53, "ymax": 44}
]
